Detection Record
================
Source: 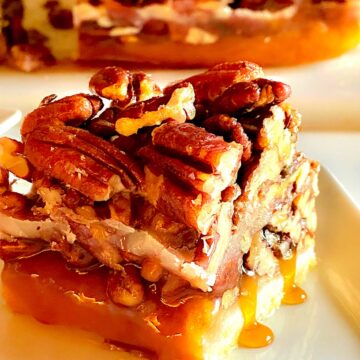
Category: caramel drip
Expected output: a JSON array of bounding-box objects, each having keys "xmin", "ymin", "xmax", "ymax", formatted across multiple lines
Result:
[
  {"xmin": 279, "ymin": 249, "xmax": 307, "ymax": 305},
  {"xmin": 238, "ymin": 275, "xmax": 274, "ymax": 348}
]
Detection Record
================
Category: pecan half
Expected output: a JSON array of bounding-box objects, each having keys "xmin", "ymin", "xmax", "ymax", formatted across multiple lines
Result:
[
  {"xmin": 21, "ymin": 93, "xmax": 103, "ymax": 136},
  {"xmin": 152, "ymin": 122, "xmax": 242, "ymax": 175},
  {"xmin": 140, "ymin": 122, "xmax": 242, "ymax": 233},
  {"xmin": 142, "ymin": 166, "xmax": 220, "ymax": 234},
  {"xmin": 202, "ymin": 114, "xmax": 252, "ymax": 162},
  {"xmin": 165, "ymin": 61, "xmax": 263, "ymax": 104},
  {"xmin": 138, "ymin": 145, "xmax": 232, "ymax": 196},
  {"xmin": 211, "ymin": 78, "xmax": 291, "ymax": 115},
  {"xmin": 89, "ymin": 66, "xmax": 162, "ymax": 107},
  {"xmin": 24, "ymin": 126, "xmax": 143, "ymax": 201}
]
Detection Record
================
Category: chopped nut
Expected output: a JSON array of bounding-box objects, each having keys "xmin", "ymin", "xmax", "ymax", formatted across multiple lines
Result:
[
  {"xmin": 115, "ymin": 83, "xmax": 195, "ymax": 136},
  {"xmin": 141, "ymin": 258, "xmax": 163, "ymax": 282},
  {"xmin": 221, "ymin": 184, "xmax": 241, "ymax": 202},
  {"xmin": 0, "ymin": 137, "xmax": 31, "ymax": 180},
  {"xmin": 0, "ymin": 191, "xmax": 27, "ymax": 215},
  {"xmin": 75, "ymin": 205, "xmax": 97, "ymax": 220},
  {"xmin": 107, "ymin": 266, "xmax": 145, "ymax": 307},
  {"xmin": 109, "ymin": 193, "xmax": 132, "ymax": 225}
]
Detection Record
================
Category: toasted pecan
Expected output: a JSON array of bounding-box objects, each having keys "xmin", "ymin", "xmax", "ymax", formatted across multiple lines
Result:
[
  {"xmin": 24, "ymin": 126, "xmax": 143, "ymax": 201},
  {"xmin": 89, "ymin": 66, "xmax": 162, "ymax": 107},
  {"xmin": 21, "ymin": 93, "xmax": 103, "ymax": 136}
]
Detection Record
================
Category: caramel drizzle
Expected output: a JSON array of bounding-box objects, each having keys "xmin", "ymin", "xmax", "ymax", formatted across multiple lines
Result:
[
  {"xmin": 238, "ymin": 274, "xmax": 274, "ymax": 348},
  {"xmin": 279, "ymin": 249, "xmax": 307, "ymax": 305}
]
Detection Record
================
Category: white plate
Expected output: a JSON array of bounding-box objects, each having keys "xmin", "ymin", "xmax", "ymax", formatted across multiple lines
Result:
[
  {"xmin": 0, "ymin": 169, "xmax": 359, "ymax": 360},
  {"xmin": 298, "ymin": 132, "xmax": 360, "ymax": 209},
  {"xmin": 0, "ymin": 109, "xmax": 22, "ymax": 136}
]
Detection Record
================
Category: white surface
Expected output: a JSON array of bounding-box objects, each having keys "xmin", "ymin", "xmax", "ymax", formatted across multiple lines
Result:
[
  {"xmin": 0, "ymin": 170, "xmax": 359, "ymax": 360},
  {"xmin": 0, "ymin": 109, "xmax": 22, "ymax": 136},
  {"xmin": 299, "ymin": 132, "xmax": 360, "ymax": 209}
]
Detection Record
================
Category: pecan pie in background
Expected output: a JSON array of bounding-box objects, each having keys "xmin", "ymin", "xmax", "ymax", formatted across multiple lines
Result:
[
  {"xmin": 0, "ymin": 61, "xmax": 319, "ymax": 359},
  {"xmin": 1, "ymin": 0, "xmax": 360, "ymax": 70}
]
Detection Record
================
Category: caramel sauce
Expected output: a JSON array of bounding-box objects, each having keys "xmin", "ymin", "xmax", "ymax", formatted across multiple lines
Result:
[
  {"xmin": 278, "ymin": 250, "xmax": 307, "ymax": 305},
  {"xmin": 1, "ymin": 252, "xmax": 217, "ymax": 360},
  {"xmin": 238, "ymin": 274, "xmax": 274, "ymax": 348}
]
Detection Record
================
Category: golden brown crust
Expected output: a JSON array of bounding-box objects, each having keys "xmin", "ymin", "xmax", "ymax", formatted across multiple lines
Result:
[{"xmin": 77, "ymin": 1, "xmax": 360, "ymax": 67}]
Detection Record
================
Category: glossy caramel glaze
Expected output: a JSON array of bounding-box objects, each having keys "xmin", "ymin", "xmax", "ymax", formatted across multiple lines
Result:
[
  {"xmin": 1, "ymin": 252, "xmax": 221, "ymax": 360},
  {"xmin": 279, "ymin": 250, "xmax": 307, "ymax": 305},
  {"xmin": 238, "ymin": 274, "xmax": 274, "ymax": 348}
]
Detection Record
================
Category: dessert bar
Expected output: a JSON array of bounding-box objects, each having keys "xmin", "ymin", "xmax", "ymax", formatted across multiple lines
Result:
[{"xmin": 0, "ymin": 61, "xmax": 319, "ymax": 359}]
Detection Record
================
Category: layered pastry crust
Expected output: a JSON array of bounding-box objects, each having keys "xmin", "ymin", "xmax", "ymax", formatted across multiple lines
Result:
[{"xmin": 0, "ymin": 62, "xmax": 319, "ymax": 359}]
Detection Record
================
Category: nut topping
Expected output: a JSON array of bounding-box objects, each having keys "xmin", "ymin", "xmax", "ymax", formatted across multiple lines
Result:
[
  {"xmin": 140, "ymin": 122, "xmax": 242, "ymax": 233},
  {"xmin": 210, "ymin": 79, "xmax": 291, "ymax": 115},
  {"xmin": 165, "ymin": 61, "xmax": 264, "ymax": 104},
  {"xmin": 0, "ymin": 137, "xmax": 31, "ymax": 180},
  {"xmin": 89, "ymin": 66, "xmax": 162, "ymax": 107},
  {"xmin": 21, "ymin": 93, "xmax": 103, "ymax": 136},
  {"xmin": 115, "ymin": 83, "xmax": 195, "ymax": 136},
  {"xmin": 24, "ymin": 126, "xmax": 143, "ymax": 201},
  {"xmin": 152, "ymin": 122, "xmax": 242, "ymax": 175},
  {"xmin": 141, "ymin": 258, "xmax": 163, "ymax": 282},
  {"xmin": 202, "ymin": 114, "xmax": 252, "ymax": 162},
  {"xmin": 107, "ymin": 265, "xmax": 145, "ymax": 307}
]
